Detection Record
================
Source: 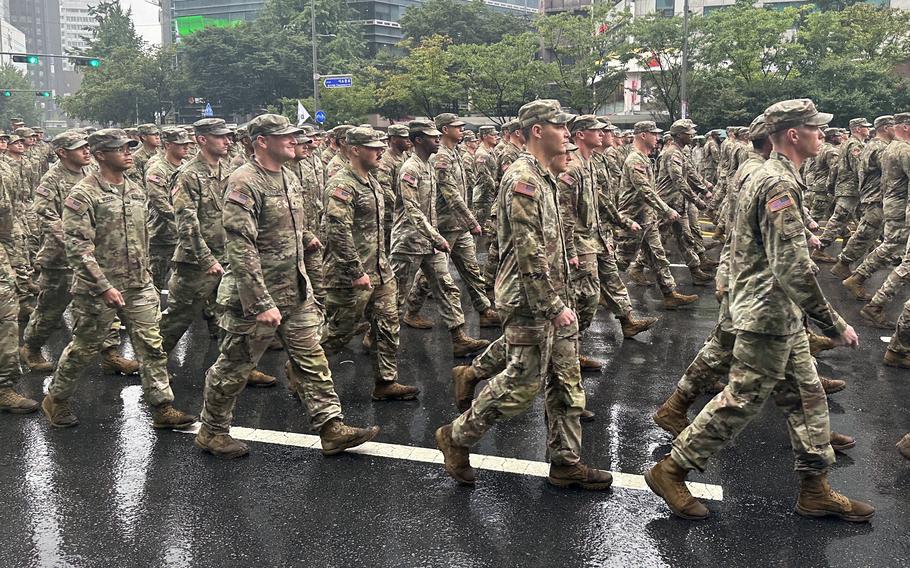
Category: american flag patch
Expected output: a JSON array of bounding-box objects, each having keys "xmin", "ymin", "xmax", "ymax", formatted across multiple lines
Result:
[
  {"xmin": 514, "ymin": 181, "xmax": 536, "ymax": 197},
  {"xmin": 402, "ymin": 173, "xmax": 417, "ymax": 186},
  {"xmin": 227, "ymin": 190, "xmax": 252, "ymax": 207},
  {"xmin": 501, "ymin": 163, "xmax": 511, "ymax": 172},
  {"xmin": 558, "ymin": 173, "xmax": 575, "ymax": 186},
  {"xmin": 331, "ymin": 187, "xmax": 353, "ymax": 202},
  {"xmin": 35, "ymin": 185, "xmax": 51, "ymax": 198},
  {"xmin": 768, "ymin": 194, "xmax": 793, "ymax": 212},
  {"xmin": 147, "ymin": 174, "xmax": 162, "ymax": 184}
]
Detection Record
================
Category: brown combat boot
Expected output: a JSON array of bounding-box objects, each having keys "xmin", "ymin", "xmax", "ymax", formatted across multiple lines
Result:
[
  {"xmin": 810, "ymin": 249, "xmax": 837, "ymax": 264},
  {"xmin": 689, "ymin": 267, "xmax": 714, "ymax": 286},
  {"xmin": 151, "ymin": 403, "xmax": 197, "ymax": 429},
  {"xmin": 808, "ymin": 333, "xmax": 836, "ymax": 356},
  {"xmin": 478, "ymin": 308, "xmax": 501, "ymax": 328},
  {"xmin": 247, "ymin": 369, "xmax": 278, "ymax": 388},
  {"xmin": 580, "ymin": 408, "xmax": 596, "ymax": 422},
  {"xmin": 663, "ymin": 291, "xmax": 698, "ymax": 310},
  {"xmin": 547, "ymin": 462, "xmax": 613, "ymax": 490},
  {"xmin": 819, "ymin": 375, "xmax": 846, "ymax": 395},
  {"xmin": 859, "ymin": 304, "xmax": 895, "ymax": 329},
  {"xmin": 0, "ymin": 387, "xmax": 39, "ymax": 414},
  {"xmin": 699, "ymin": 257, "xmax": 719, "ymax": 271},
  {"xmin": 830, "ymin": 431, "xmax": 856, "ymax": 452},
  {"xmin": 627, "ymin": 265, "xmax": 654, "ymax": 286},
  {"xmin": 830, "ymin": 260, "xmax": 852, "ymax": 280},
  {"xmin": 372, "ymin": 381, "xmax": 420, "ymax": 401},
  {"xmin": 620, "ymin": 313, "xmax": 658, "ymax": 338},
  {"xmin": 645, "ymin": 455, "xmax": 709, "ymax": 520},
  {"xmin": 842, "ymin": 274, "xmax": 871, "ymax": 300},
  {"xmin": 578, "ymin": 355, "xmax": 603, "ymax": 372},
  {"xmin": 452, "ymin": 365, "xmax": 483, "ymax": 412},
  {"xmin": 268, "ymin": 336, "xmax": 283, "ymax": 350},
  {"xmin": 653, "ymin": 388, "xmax": 696, "ymax": 438},
  {"xmin": 194, "ymin": 425, "xmax": 250, "ymax": 459},
  {"xmin": 319, "ymin": 417, "xmax": 380, "ymax": 456},
  {"xmin": 795, "ymin": 472, "xmax": 875, "ymax": 522},
  {"xmin": 883, "ymin": 348, "xmax": 910, "ymax": 369},
  {"xmin": 362, "ymin": 332, "xmax": 375, "ymax": 352},
  {"xmin": 100, "ymin": 347, "xmax": 140, "ymax": 376},
  {"xmin": 451, "ymin": 326, "xmax": 490, "ymax": 358},
  {"xmin": 402, "ymin": 311, "xmax": 434, "ymax": 330},
  {"xmin": 434, "ymin": 424, "xmax": 475, "ymax": 485},
  {"xmin": 896, "ymin": 433, "xmax": 910, "ymax": 461},
  {"xmin": 41, "ymin": 395, "xmax": 78, "ymax": 428},
  {"xmin": 19, "ymin": 345, "xmax": 54, "ymax": 372}
]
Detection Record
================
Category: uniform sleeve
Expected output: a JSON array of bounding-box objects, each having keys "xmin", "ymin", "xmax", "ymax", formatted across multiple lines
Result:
[
  {"xmin": 173, "ymin": 172, "xmax": 217, "ymax": 269},
  {"xmin": 556, "ymin": 172, "xmax": 579, "ymax": 260},
  {"xmin": 473, "ymin": 153, "xmax": 496, "ymax": 206},
  {"xmin": 32, "ymin": 179, "xmax": 65, "ymax": 260},
  {"xmin": 668, "ymin": 151, "xmax": 703, "ymax": 206},
  {"xmin": 222, "ymin": 181, "xmax": 273, "ymax": 316},
  {"xmin": 145, "ymin": 168, "xmax": 176, "ymax": 228},
  {"xmin": 398, "ymin": 166, "xmax": 445, "ymax": 247},
  {"xmin": 63, "ymin": 189, "xmax": 111, "ymax": 295},
  {"xmin": 434, "ymin": 152, "xmax": 478, "ymax": 229},
  {"xmin": 631, "ymin": 159, "xmax": 672, "ymax": 216},
  {"xmin": 323, "ymin": 180, "xmax": 365, "ymax": 282}
]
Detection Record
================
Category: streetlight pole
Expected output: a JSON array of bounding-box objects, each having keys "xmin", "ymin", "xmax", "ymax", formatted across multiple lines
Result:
[
  {"xmin": 680, "ymin": 0, "xmax": 689, "ymax": 119},
  {"xmin": 311, "ymin": 0, "xmax": 319, "ymax": 110}
]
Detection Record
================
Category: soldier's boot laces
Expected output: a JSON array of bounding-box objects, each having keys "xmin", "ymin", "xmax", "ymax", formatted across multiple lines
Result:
[
  {"xmin": 859, "ymin": 304, "xmax": 895, "ymax": 329},
  {"xmin": 808, "ymin": 333, "xmax": 836, "ymax": 356},
  {"xmin": 663, "ymin": 291, "xmax": 699, "ymax": 310},
  {"xmin": 810, "ymin": 249, "xmax": 837, "ymax": 264},
  {"xmin": 580, "ymin": 408, "xmax": 596, "ymax": 422},
  {"xmin": 884, "ymin": 348, "xmax": 910, "ymax": 369},
  {"xmin": 319, "ymin": 418, "xmax": 379, "ymax": 456},
  {"xmin": 653, "ymin": 388, "xmax": 696, "ymax": 438},
  {"xmin": 100, "ymin": 348, "xmax": 140, "ymax": 376},
  {"xmin": 434, "ymin": 425, "xmax": 475, "ymax": 485},
  {"xmin": 194, "ymin": 425, "xmax": 250, "ymax": 459},
  {"xmin": 451, "ymin": 327, "xmax": 489, "ymax": 358},
  {"xmin": 372, "ymin": 381, "xmax": 420, "ymax": 401},
  {"xmin": 547, "ymin": 462, "xmax": 613, "ymax": 490},
  {"xmin": 452, "ymin": 365, "xmax": 483, "ymax": 413},
  {"xmin": 151, "ymin": 403, "xmax": 197, "ymax": 430},
  {"xmin": 842, "ymin": 274, "xmax": 871, "ymax": 301},
  {"xmin": 620, "ymin": 313, "xmax": 659, "ymax": 338},
  {"xmin": 830, "ymin": 260, "xmax": 852, "ymax": 280},
  {"xmin": 819, "ymin": 375, "xmax": 846, "ymax": 395},
  {"xmin": 0, "ymin": 387, "xmax": 39, "ymax": 414},
  {"xmin": 896, "ymin": 433, "xmax": 910, "ymax": 461},
  {"xmin": 830, "ymin": 431, "xmax": 856, "ymax": 452},
  {"xmin": 19, "ymin": 345, "xmax": 54, "ymax": 372},
  {"xmin": 247, "ymin": 369, "xmax": 278, "ymax": 388},
  {"xmin": 795, "ymin": 473, "xmax": 874, "ymax": 522},
  {"xmin": 478, "ymin": 308, "xmax": 501, "ymax": 328},
  {"xmin": 689, "ymin": 267, "xmax": 714, "ymax": 286},
  {"xmin": 645, "ymin": 455, "xmax": 709, "ymax": 520},
  {"xmin": 402, "ymin": 311, "xmax": 434, "ymax": 330},
  {"xmin": 627, "ymin": 266, "xmax": 654, "ymax": 286},
  {"xmin": 41, "ymin": 395, "xmax": 78, "ymax": 428},
  {"xmin": 578, "ymin": 355, "xmax": 603, "ymax": 372}
]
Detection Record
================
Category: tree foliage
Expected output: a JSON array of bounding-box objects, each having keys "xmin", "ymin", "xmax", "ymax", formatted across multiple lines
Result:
[
  {"xmin": 0, "ymin": 65, "xmax": 42, "ymax": 127},
  {"xmin": 400, "ymin": 0, "xmax": 531, "ymax": 46}
]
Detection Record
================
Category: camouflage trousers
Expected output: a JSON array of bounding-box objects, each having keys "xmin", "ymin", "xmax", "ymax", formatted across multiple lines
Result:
[
  {"xmin": 474, "ymin": 200, "xmax": 495, "ymax": 234},
  {"xmin": 596, "ymin": 249, "xmax": 633, "ymax": 318},
  {"xmin": 202, "ymin": 302, "xmax": 341, "ymax": 433},
  {"xmin": 838, "ymin": 203, "xmax": 883, "ymax": 265},
  {"xmin": 868, "ymin": 256, "xmax": 910, "ymax": 309},
  {"xmin": 322, "ymin": 281, "xmax": 399, "ymax": 384},
  {"xmin": 688, "ymin": 202, "xmax": 706, "ymax": 255},
  {"xmin": 159, "ymin": 263, "xmax": 220, "ymax": 353},
  {"xmin": 855, "ymin": 214, "xmax": 907, "ymax": 279},
  {"xmin": 48, "ymin": 284, "xmax": 174, "ymax": 406},
  {"xmin": 389, "ymin": 252, "xmax": 465, "ymax": 330},
  {"xmin": 451, "ymin": 312, "xmax": 584, "ymax": 466},
  {"xmin": 887, "ymin": 298, "xmax": 910, "ymax": 355},
  {"xmin": 672, "ymin": 330, "xmax": 835, "ymax": 474},
  {"xmin": 615, "ymin": 221, "xmax": 676, "ymax": 294},
  {"xmin": 304, "ymin": 247, "xmax": 325, "ymax": 305},
  {"xmin": 808, "ymin": 190, "xmax": 835, "ymax": 223},
  {"xmin": 819, "ymin": 195, "xmax": 858, "ymax": 246},
  {"xmin": 409, "ymin": 230, "xmax": 490, "ymax": 314},
  {"xmin": 0, "ymin": 283, "xmax": 19, "ymax": 388},
  {"xmin": 3, "ymin": 234, "xmax": 36, "ymax": 321},
  {"xmin": 148, "ymin": 243, "xmax": 175, "ymax": 292},
  {"xmin": 483, "ymin": 235, "xmax": 500, "ymax": 300},
  {"xmin": 23, "ymin": 268, "xmax": 120, "ymax": 351},
  {"xmin": 658, "ymin": 213, "xmax": 702, "ymax": 269},
  {"xmin": 676, "ymin": 296, "xmax": 736, "ymax": 397},
  {"xmin": 572, "ymin": 252, "xmax": 633, "ymax": 333}
]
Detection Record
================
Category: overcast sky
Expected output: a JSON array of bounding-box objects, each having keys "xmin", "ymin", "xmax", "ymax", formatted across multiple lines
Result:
[{"xmin": 121, "ymin": 0, "xmax": 162, "ymax": 46}]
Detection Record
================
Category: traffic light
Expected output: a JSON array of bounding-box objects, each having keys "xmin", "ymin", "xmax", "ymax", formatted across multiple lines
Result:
[
  {"xmin": 12, "ymin": 54, "xmax": 40, "ymax": 65},
  {"xmin": 72, "ymin": 57, "xmax": 102, "ymax": 68},
  {"xmin": 35, "ymin": 91, "xmax": 52, "ymax": 97},
  {"xmin": 2, "ymin": 90, "xmax": 11, "ymax": 97}
]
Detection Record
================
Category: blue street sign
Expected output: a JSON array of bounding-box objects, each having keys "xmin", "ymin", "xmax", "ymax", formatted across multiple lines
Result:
[
  {"xmin": 203, "ymin": 102, "xmax": 213, "ymax": 117},
  {"xmin": 315, "ymin": 110, "xmax": 326, "ymax": 124},
  {"xmin": 322, "ymin": 76, "xmax": 352, "ymax": 89}
]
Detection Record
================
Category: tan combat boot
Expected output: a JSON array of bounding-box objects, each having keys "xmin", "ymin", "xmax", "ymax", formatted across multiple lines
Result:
[
  {"xmin": 41, "ymin": 395, "xmax": 78, "ymax": 428},
  {"xmin": 547, "ymin": 462, "xmax": 613, "ymax": 490},
  {"xmin": 842, "ymin": 274, "xmax": 871, "ymax": 300},
  {"xmin": 689, "ymin": 267, "xmax": 714, "ymax": 286},
  {"xmin": 830, "ymin": 260, "xmax": 852, "ymax": 280},
  {"xmin": 578, "ymin": 355, "xmax": 603, "ymax": 372},
  {"xmin": 619, "ymin": 313, "xmax": 658, "ymax": 338},
  {"xmin": 810, "ymin": 249, "xmax": 837, "ymax": 264},
  {"xmin": 19, "ymin": 345, "xmax": 54, "ymax": 372},
  {"xmin": 795, "ymin": 472, "xmax": 875, "ymax": 522},
  {"xmin": 0, "ymin": 387, "xmax": 39, "ymax": 414},
  {"xmin": 451, "ymin": 326, "xmax": 490, "ymax": 358},
  {"xmin": 808, "ymin": 332, "xmax": 835, "ymax": 356},
  {"xmin": 653, "ymin": 388, "xmax": 697, "ymax": 438},
  {"xmin": 627, "ymin": 265, "xmax": 654, "ymax": 286},
  {"xmin": 435, "ymin": 424, "xmax": 475, "ymax": 485},
  {"xmin": 247, "ymin": 369, "xmax": 277, "ymax": 388},
  {"xmin": 819, "ymin": 375, "xmax": 846, "ymax": 395},
  {"xmin": 645, "ymin": 455, "xmax": 709, "ymax": 519},
  {"xmin": 194, "ymin": 425, "xmax": 250, "ymax": 459},
  {"xmin": 452, "ymin": 365, "xmax": 483, "ymax": 412},
  {"xmin": 859, "ymin": 304, "xmax": 895, "ymax": 329},
  {"xmin": 830, "ymin": 431, "xmax": 856, "ymax": 452},
  {"xmin": 100, "ymin": 347, "xmax": 140, "ymax": 376},
  {"xmin": 319, "ymin": 417, "xmax": 380, "ymax": 456},
  {"xmin": 151, "ymin": 403, "xmax": 197, "ymax": 429},
  {"xmin": 884, "ymin": 349, "xmax": 910, "ymax": 369},
  {"xmin": 402, "ymin": 310, "xmax": 433, "ymax": 330},
  {"xmin": 478, "ymin": 308, "xmax": 501, "ymax": 328},
  {"xmin": 372, "ymin": 381, "xmax": 420, "ymax": 401},
  {"xmin": 663, "ymin": 291, "xmax": 698, "ymax": 310},
  {"xmin": 896, "ymin": 433, "xmax": 910, "ymax": 461}
]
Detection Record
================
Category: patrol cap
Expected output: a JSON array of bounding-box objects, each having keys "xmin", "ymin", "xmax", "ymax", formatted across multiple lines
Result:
[
  {"xmin": 569, "ymin": 114, "xmax": 607, "ymax": 133},
  {"xmin": 462, "ymin": 130, "xmax": 477, "ymax": 142},
  {"xmin": 565, "ymin": 142, "xmax": 579, "ymax": 152},
  {"xmin": 387, "ymin": 124, "xmax": 410, "ymax": 138},
  {"xmin": 408, "ymin": 119, "xmax": 442, "ymax": 137},
  {"xmin": 83, "ymin": 126, "xmax": 98, "ymax": 134},
  {"xmin": 248, "ymin": 114, "xmax": 302, "ymax": 138},
  {"xmin": 621, "ymin": 129, "xmax": 634, "ymax": 137},
  {"xmin": 434, "ymin": 113, "xmax": 466, "ymax": 129},
  {"xmin": 478, "ymin": 125, "xmax": 497, "ymax": 136},
  {"xmin": 33, "ymin": 127, "xmax": 44, "ymax": 134},
  {"xmin": 633, "ymin": 121, "xmax": 663, "ymax": 134},
  {"xmin": 294, "ymin": 132, "xmax": 313, "ymax": 144},
  {"xmin": 51, "ymin": 130, "xmax": 89, "ymax": 150},
  {"xmin": 849, "ymin": 117, "xmax": 873, "ymax": 129},
  {"xmin": 894, "ymin": 113, "xmax": 910, "ymax": 125},
  {"xmin": 331, "ymin": 124, "xmax": 354, "ymax": 141},
  {"xmin": 235, "ymin": 123, "xmax": 250, "ymax": 140},
  {"xmin": 596, "ymin": 116, "xmax": 613, "ymax": 128},
  {"xmin": 7, "ymin": 134, "xmax": 23, "ymax": 144},
  {"xmin": 748, "ymin": 114, "xmax": 769, "ymax": 140},
  {"xmin": 669, "ymin": 119, "xmax": 697, "ymax": 135},
  {"xmin": 501, "ymin": 120, "xmax": 519, "ymax": 133},
  {"xmin": 517, "ymin": 99, "xmax": 572, "ymax": 129},
  {"xmin": 88, "ymin": 128, "xmax": 140, "ymax": 152},
  {"xmin": 764, "ymin": 99, "xmax": 833, "ymax": 133},
  {"xmin": 0, "ymin": 131, "xmax": 9, "ymax": 140},
  {"xmin": 347, "ymin": 127, "xmax": 387, "ymax": 148},
  {"xmin": 125, "ymin": 127, "xmax": 139, "ymax": 136},
  {"xmin": 873, "ymin": 115, "xmax": 895, "ymax": 128},
  {"xmin": 299, "ymin": 123, "xmax": 317, "ymax": 134},
  {"xmin": 193, "ymin": 118, "xmax": 232, "ymax": 136},
  {"xmin": 161, "ymin": 127, "xmax": 192, "ymax": 144},
  {"xmin": 10, "ymin": 117, "xmax": 23, "ymax": 124},
  {"xmin": 14, "ymin": 127, "xmax": 35, "ymax": 138},
  {"xmin": 137, "ymin": 123, "xmax": 159, "ymax": 136}
]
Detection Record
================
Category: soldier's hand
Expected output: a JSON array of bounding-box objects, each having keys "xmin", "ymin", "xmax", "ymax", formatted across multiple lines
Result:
[
  {"xmin": 552, "ymin": 307, "xmax": 576, "ymax": 328},
  {"xmin": 207, "ymin": 261, "xmax": 225, "ymax": 276},
  {"xmin": 101, "ymin": 288, "xmax": 125, "ymax": 308},
  {"xmin": 714, "ymin": 282, "xmax": 726, "ymax": 304},
  {"xmin": 352, "ymin": 274, "xmax": 373, "ymax": 290},
  {"xmin": 807, "ymin": 219, "xmax": 819, "ymax": 231},
  {"xmin": 434, "ymin": 240, "xmax": 451, "ymax": 253},
  {"xmin": 470, "ymin": 224, "xmax": 482, "ymax": 236},
  {"xmin": 629, "ymin": 221, "xmax": 642, "ymax": 233},
  {"xmin": 667, "ymin": 209, "xmax": 680, "ymax": 221},
  {"xmin": 832, "ymin": 325, "xmax": 859, "ymax": 348},
  {"xmin": 807, "ymin": 235, "xmax": 822, "ymax": 250},
  {"xmin": 305, "ymin": 237, "xmax": 322, "ymax": 252},
  {"xmin": 569, "ymin": 256, "xmax": 579, "ymax": 269},
  {"xmin": 256, "ymin": 307, "xmax": 282, "ymax": 328}
]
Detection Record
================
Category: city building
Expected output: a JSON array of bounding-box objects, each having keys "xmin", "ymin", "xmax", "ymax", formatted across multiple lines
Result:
[{"xmin": 0, "ymin": 17, "xmax": 27, "ymax": 71}]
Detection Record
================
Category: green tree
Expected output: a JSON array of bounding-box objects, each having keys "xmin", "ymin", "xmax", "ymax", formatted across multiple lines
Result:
[
  {"xmin": 619, "ymin": 13, "xmax": 688, "ymax": 122},
  {"xmin": 377, "ymin": 35, "xmax": 464, "ymax": 119},
  {"xmin": 0, "ymin": 65, "xmax": 42, "ymax": 127},
  {"xmin": 400, "ymin": 0, "xmax": 531, "ymax": 46}
]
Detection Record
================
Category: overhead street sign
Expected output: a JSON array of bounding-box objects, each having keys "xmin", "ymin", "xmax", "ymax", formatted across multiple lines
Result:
[
  {"xmin": 323, "ymin": 76, "xmax": 352, "ymax": 89},
  {"xmin": 315, "ymin": 110, "xmax": 326, "ymax": 124}
]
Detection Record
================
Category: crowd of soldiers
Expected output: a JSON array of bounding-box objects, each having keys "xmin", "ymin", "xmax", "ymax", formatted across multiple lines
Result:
[{"xmin": 0, "ymin": 95, "xmax": 907, "ymax": 524}]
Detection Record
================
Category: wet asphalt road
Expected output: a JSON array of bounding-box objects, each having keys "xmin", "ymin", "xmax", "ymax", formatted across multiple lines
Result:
[{"xmin": 1, "ymin": 245, "xmax": 909, "ymax": 568}]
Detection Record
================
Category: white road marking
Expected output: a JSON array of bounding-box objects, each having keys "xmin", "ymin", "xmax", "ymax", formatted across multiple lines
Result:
[
  {"xmin": 179, "ymin": 425, "xmax": 724, "ymax": 501},
  {"xmin": 881, "ymin": 336, "xmax": 891, "ymax": 343}
]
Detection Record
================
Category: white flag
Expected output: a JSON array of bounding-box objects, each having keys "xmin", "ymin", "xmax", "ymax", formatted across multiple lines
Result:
[{"xmin": 297, "ymin": 100, "xmax": 311, "ymax": 125}]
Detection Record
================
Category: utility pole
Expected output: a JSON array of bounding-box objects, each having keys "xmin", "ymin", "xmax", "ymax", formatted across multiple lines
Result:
[
  {"xmin": 680, "ymin": 0, "xmax": 689, "ymax": 119},
  {"xmin": 312, "ymin": 0, "xmax": 319, "ymax": 110}
]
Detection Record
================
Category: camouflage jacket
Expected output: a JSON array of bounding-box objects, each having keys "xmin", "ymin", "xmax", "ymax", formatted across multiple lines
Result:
[
  {"xmin": 309, "ymin": 153, "xmax": 326, "ymax": 190},
  {"xmin": 881, "ymin": 139, "xmax": 910, "ymax": 222},
  {"xmin": 0, "ymin": 174, "xmax": 17, "ymax": 288},
  {"xmin": 656, "ymin": 143, "xmax": 707, "ymax": 211},
  {"xmin": 171, "ymin": 154, "xmax": 230, "ymax": 268},
  {"xmin": 472, "ymin": 145, "xmax": 497, "ymax": 206},
  {"xmin": 460, "ymin": 148, "xmax": 476, "ymax": 197},
  {"xmin": 322, "ymin": 165, "xmax": 393, "ymax": 288},
  {"xmin": 391, "ymin": 153, "xmax": 446, "ymax": 255},
  {"xmin": 376, "ymin": 149, "xmax": 406, "ymax": 221},
  {"xmin": 617, "ymin": 148, "xmax": 672, "ymax": 223},
  {"xmin": 220, "ymin": 158, "xmax": 316, "ymax": 316},
  {"xmin": 32, "ymin": 162, "xmax": 88, "ymax": 270},
  {"xmin": 858, "ymin": 137, "xmax": 890, "ymax": 205},
  {"xmin": 127, "ymin": 145, "xmax": 155, "ymax": 186},
  {"xmin": 326, "ymin": 152, "xmax": 350, "ymax": 181},
  {"xmin": 1, "ymin": 154, "xmax": 35, "ymax": 236},
  {"xmin": 834, "ymin": 136, "xmax": 864, "ymax": 198},
  {"xmin": 431, "ymin": 144, "xmax": 477, "ymax": 233},
  {"xmin": 729, "ymin": 153, "xmax": 847, "ymax": 337},
  {"xmin": 320, "ymin": 146, "xmax": 336, "ymax": 165},
  {"xmin": 557, "ymin": 152, "xmax": 607, "ymax": 258},
  {"xmin": 702, "ymin": 139, "xmax": 720, "ymax": 183},
  {"xmin": 810, "ymin": 142, "xmax": 839, "ymax": 194},
  {"xmin": 716, "ymin": 151, "xmax": 766, "ymax": 290},
  {"xmin": 286, "ymin": 158, "xmax": 324, "ymax": 237},
  {"xmin": 145, "ymin": 156, "xmax": 182, "ymax": 246},
  {"xmin": 496, "ymin": 152, "xmax": 570, "ymax": 319},
  {"xmin": 63, "ymin": 172, "xmax": 152, "ymax": 295}
]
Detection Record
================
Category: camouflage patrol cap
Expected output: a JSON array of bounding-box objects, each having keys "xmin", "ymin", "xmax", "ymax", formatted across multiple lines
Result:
[
  {"xmin": 51, "ymin": 130, "xmax": 89, "ymax": 150},
  {"xmin": 501, "ymin": 120, "xmax": 519, "ymax": 133},
  {"xmin": 895, "ymin": 113, "xmax": 910, "ymax": 125},
  {"xmin": 462, "ymin": 130, "xmax": 477, "ymax": 142},
  {"xmin": 873, "ymin": 115, "xmax": 895, "ymax": 128},
  {"xmin": 408, "ymin": 119, "xmax": 442, "ymax": 136},
  {"xmin": 234, "ymin": 123, "xmax": 249, "ymax": 140},
  {"xmin": 7, "ymin": 134, "xmax": 23, "ymax": 144},
  {"xmin": 14, "ymin": 127, "xmax": 35, "ymax": 138},
  {"xmin": 330, "ymin": 124, "xmax": 354, "ymax": 141},
  {"xmin": 596, "ymin": 116, "xmax": 613, "ymax": 128},
  {"xmin": 347, "ymin": 126, "xmax": 387, "ymax": 148},
  {"xmin": 435, "ymin": 113, "xmax": 466, "ymax": 129},
  {"xmin": 33, "ymin": 127, "xmax": 44, "ymax": 134},
  {"xmin": 662, "ymin": 133, "xmax": 672, "ymax": 142},
  {"xmin": 294, "ymin": 132, "xmax": 314, "ymax": 145},
  {"xmin": 569, "ymin": 114, "xmax": 607, "ymax": 133},
  {"xmin": 849, "ymin": 117, "xmax": 872, "ymax": 129},
  {"xmin": 137, "ymin": 123, "xmax": 159, "ymax": 136},
  {"xmin": 823, "ymin": 127, "xmax": 841, "ymax": 137},
  {"xmin": 735, "ymin": 126, "xmax": 751, "ymax": 137},
  {"xmin": 748, "ymin": 114, "xmax": 769, "ymax": 140},
  {"xmin": 633, "ymin": 121, "xmax": 663, "ymax": 134},
  {"xmin": 565, "ymin": 142, "xmax": 579, "ymax": 152},
  {"xmin": 83, "ymin": 126, "xmax": 98, "ymax": 134},
  {"xmin": 161, "ymin": 126, "xmax": 192, "ymax": 144},
  {"xmin": 621, "ymin": 129, "xmax": 634, "ymax": 137},
  {"xmin": 248, "ymin": 114, "xmax": 302, "ymax": 138},
  {"xmin": 9, "ymin": 117, "xmax": 23, "ymax": 125},
  {"xmin": 0, "ymin": 131, "xmax": 9, "ymax": 140},
  {"xmin": 88, "ymin": 128, "xmax": 140, "ymax": 152},
  {"xmin": 477, "ymin": 125, "xmax": 497, "ymax": 136},
  {"xmin": 764, "ymin": 99, "xmax": 833, "ymax": 133},
  {"xmin": 193, "ymin": 118, "xmax": 232, "ymax": 136},
  {"xmin": 669, "ymin": 119, "xmax": 697, "ymax": 135},
  {"xmin": 125, "ymin": 127, "xmax": 139, "ymax": 136},
  {"xmin": 387, "ymin": 124, "xmax": 410, "ymax": 138},
  {"xmin": 517, "ymin": 99, "xmax": 571, "ymax": 129},
  {"xmin": 299, "ymin": 123, "xmax": 317, "ymax": 134}
]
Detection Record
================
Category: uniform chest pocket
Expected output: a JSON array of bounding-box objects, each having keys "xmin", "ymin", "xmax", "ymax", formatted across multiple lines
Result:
[{"xmin": 775, "ymin": 208, "xmax": 804, "ymax": 240}]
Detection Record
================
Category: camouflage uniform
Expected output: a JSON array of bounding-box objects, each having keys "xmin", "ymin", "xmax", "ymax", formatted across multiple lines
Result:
[
  {"xmin": 472, "ymin": 143, "xmax": 497, "ymax": 228},
  {"xmin": 126, "ymin": 137, "xmax": 157, "ymax": 187},
  {"xmin": 0, "ymin": 147, "xmax": 37, "ymax": 318},
  {"xmin": 807, "ymin": 140, "xmax": 839, "ymax": 221},
  {"xmin": 287, "ymin": 154, "xmax": 325, "ymax": 303},
  {"xmin": 701, "ymin": 135, "xmax": 720, "ymax": 185},
  {"xmin": 483, "ymin": 138, "xmax": 522, "ymax": 298},
  {"xmin": 838, "ymin": 132, "xmax": 890, "ymax": 265},
  {"xmin": 375, "ymin": 133, "xmax": 407, "ymax": 253},
  {"xmin": 819, "ymin": 133, "xmax": 865, "ymax": 247},
  {"xmin": 0, "ymin": 166, "xmax": 23, "ymax": 389},
  {"xmin": 145, "ymin": 153, "xmax": 181, "ymax": 291},
  {"xmin": 655, "ymin": 140, "xmax": 709, "ymax": 270}
]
